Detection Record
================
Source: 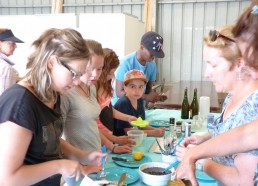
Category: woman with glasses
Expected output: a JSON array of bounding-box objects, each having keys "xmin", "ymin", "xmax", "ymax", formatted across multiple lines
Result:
[
  {"xmin": 176, "ymin": 24, "xmax": 258, "ymax": 186},
  {"xmin": 176, "ymin": 2, "xmax": 258, "ymax": 186},
  {"xmin": 0, "ymin": 28, "xmax": 105, "ymax": 186},
  {"xmin": 0, "ymin": 29, "xmax": 24, "ymax": 95}
]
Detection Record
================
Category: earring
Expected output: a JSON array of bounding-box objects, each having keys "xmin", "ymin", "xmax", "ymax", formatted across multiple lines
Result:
[{"xmin": 237, "ymin": 67, "xmax": 243, "ymax": 81}]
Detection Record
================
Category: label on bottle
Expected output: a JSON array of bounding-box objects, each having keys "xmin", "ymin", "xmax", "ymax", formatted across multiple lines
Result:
[
  {"xmin": 176, "ymin": 121, "xmax": 182, "ymax": 138},
  {"xmin": 185, "ymin": 121, "xmax": 191, "ymax": 137}
]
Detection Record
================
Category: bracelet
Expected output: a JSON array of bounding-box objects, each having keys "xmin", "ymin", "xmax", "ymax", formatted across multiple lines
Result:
[{"xmin": 112, "ymin": 146, "xmax": 116, "ymax": 153}]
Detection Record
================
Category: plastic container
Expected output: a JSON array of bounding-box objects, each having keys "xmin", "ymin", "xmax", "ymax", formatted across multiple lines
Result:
[{"xmin": 127, "ymin": 130, "xmax": 145, "ymax": 146}]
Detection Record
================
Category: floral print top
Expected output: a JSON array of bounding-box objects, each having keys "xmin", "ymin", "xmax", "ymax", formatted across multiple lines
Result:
[{"xmin": 212, "ymin": 90, "xmax": 258, "ymax": 166}]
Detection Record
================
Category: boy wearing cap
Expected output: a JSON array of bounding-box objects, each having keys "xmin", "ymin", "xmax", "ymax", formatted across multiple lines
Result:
[
  {"xmin": 113, "ymin": 69, "xmax": 165, "ymax": 137},
  {"xmin": 111, "ymin": 31, "xmax": 166, "ymax": 105},
  {"xmin": 0, "ymin": 29, "xmax": 24, "ymax": 96}
]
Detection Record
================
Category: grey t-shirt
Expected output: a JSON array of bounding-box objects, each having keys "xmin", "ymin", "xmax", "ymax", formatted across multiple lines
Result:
[{"xmin": 61, "ymin": 85, "xmax": 101, "ymax": 153}]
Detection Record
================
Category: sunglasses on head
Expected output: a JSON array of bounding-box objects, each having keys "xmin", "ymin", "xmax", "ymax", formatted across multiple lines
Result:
[{"xmin": 209, "ymin": 30, "xmax": 235, "ymax": 43}]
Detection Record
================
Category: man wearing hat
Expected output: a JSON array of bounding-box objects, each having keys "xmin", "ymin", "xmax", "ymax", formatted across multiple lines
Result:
[
  {"xmin": 0, "ymin": 29, "xmax": 24, "ymax": 96},
  {"xmin": 111, "ymin": 31, "xmax": 166, "ymax": 105}
]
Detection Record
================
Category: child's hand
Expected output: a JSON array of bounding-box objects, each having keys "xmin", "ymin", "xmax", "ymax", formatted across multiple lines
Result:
[
  {"xmin": 116, "ymin": 136, "xmax": 135, "ymax": 146},
  {"xmin": 152, "ymin": 128, "xmax": 165, "ymax": 137},
  {"xmin": 112, "ymin": 145, "xmax": 132, "ymax": 154}
]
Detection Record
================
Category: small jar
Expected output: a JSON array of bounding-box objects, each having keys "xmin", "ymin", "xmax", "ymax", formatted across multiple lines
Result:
[{"xmin": 176, "ymin": 121, "xmax": 182, "ymax": 138}]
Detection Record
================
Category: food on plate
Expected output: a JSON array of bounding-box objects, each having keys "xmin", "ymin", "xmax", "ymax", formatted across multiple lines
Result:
[{"xmin": 132, "ymin": 151, "xmax": 144, "ymax": 160}]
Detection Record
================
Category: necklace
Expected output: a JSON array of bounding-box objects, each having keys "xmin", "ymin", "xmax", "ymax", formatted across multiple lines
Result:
[{"xmin": 76, "ymin": 83, "xmax": 90, "ymax": 97}]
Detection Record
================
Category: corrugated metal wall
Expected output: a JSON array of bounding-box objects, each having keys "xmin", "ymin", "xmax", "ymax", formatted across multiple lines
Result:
[{"xmin": 0, "ymin": 0, "xmax": 252, "ymax": 83}]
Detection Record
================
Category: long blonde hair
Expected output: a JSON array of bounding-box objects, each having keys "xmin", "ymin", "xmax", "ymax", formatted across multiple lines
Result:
[{"xmin": 26, "ymin": 28, "xmax": 90, "ymax": 102}]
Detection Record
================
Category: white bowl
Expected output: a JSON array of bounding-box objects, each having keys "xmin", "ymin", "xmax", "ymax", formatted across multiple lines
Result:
[
  {"xmin": 139, "ymin": 162, "xmax": 175, "ymax": 186},
  {"xmin": 162, "ymin": 154, "xmax": 177, "ymax": 165}
]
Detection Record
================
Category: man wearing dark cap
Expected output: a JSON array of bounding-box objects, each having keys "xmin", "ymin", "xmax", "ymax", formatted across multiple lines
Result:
[
  {"xmin": 0, "ymin": 29, "xmax": 24, "ymax": 95},
  {"xmin": 111, "ymin": 31, "xmax": 165, "ymax": 105}
]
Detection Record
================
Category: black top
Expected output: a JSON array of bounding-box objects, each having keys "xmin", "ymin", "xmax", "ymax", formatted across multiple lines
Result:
[
  {"xmin": 0, "ymin": 84, "xmax": 63, "ymax": 186},
  {"xmin": 113, "ymin": 95, "xmax": 145, "ymax": 136}
]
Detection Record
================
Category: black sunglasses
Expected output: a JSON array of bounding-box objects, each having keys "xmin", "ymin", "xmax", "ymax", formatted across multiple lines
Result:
[
  {"xmin": 209, "ymin": 30, "xmax": 235, "ymax": 43},
  {"xmin": 60, "ymin": 61, "xmax": 83, "ymax": 80}
]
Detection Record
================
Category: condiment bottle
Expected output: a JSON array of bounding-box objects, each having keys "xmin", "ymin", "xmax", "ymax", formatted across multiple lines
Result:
[{"xmin": 176, "ymin": 121, "xmax": 182, "ymax": 138}]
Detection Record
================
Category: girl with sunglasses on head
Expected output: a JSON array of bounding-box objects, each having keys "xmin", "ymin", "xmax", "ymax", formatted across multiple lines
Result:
[
  {"xmin": 176, "ymin": 2, "xmax": 258, "ymax": 186},
  {"xmin": 0, "ymin": 28, "xmax": 105, "ymax": 186},
  {"xmin": 176, "ymin": 25, "xmax": 258, "ymax": 185}
]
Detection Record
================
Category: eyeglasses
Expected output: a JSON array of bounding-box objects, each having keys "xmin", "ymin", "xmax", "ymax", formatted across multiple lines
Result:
[
  {"xmin": 209, "ymin": 30, "xmax": 235, "ymax": 43},
  {"xmin": 60, "ymin": 61, "xmax": 83, "ymax": 80}
]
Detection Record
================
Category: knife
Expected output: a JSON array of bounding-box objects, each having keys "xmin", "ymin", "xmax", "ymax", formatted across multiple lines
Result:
[{"xmin": 112, "ymin": 157, "xmax": 139, "ymax": 163}]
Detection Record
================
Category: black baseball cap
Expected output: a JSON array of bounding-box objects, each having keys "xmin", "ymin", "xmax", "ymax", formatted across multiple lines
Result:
[
  {"xmin": 0, "ymin": 29, "xmax": 24, "ymax": 43},
  {"xmin": 141, "ymin": 31, "xmax": 164, "ymax": 58}
]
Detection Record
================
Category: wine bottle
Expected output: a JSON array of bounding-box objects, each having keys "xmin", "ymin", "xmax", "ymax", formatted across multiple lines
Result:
[
  {"xmin": 190, "ymin": 88, "xmax": 199, "ymax": 119},
  {"xmin": 181, "ymin": 87, "xmax": 189, "ymax": 119}
]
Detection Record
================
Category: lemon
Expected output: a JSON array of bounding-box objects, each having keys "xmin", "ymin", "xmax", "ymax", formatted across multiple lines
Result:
[{"xmin": 132, "ymin": 151, "xmax": 144, "ymax": 161}]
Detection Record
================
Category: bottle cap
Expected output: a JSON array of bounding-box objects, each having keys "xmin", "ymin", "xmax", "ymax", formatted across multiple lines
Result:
[
  {"xmin": 169, "ymin": 117, "xmax": 175, "ymax": 124},
  {"xmin": 176, "ymin": 121, "xmax": 182, "ymax": 125}
]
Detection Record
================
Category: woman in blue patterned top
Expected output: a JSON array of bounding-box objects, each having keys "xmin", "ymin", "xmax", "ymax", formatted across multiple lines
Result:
[{"xmin": 176, "ymin": 24, "xmax": 258, "ymax": 186}]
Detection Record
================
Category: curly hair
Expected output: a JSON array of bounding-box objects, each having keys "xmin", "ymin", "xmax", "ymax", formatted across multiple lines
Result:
[
  {"xmin": 96, "ymin": 48, "xmax": 119, "ymax": 99},
  {"xmin": 25, "ymin": 28, "xmax": 90, "ymax": 102}
]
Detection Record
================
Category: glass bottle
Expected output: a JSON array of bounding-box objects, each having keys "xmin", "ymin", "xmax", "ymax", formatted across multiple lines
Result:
[
  {"xmin": 190, "ymin": 88, "xmax": 199, "ymax": 119},
  {"xmin": 164, "ymin": 118, "xmax": 177, "ymax": 154},
  {"xmin": 181, "ymin": 87, "xmax": 189, "ymax": 119}
]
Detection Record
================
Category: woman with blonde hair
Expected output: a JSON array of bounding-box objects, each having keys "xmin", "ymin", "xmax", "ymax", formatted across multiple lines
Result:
[
  {"xmin": 176, "ymin": 22, "xmax": 258, "ymax": 186},
  {"xmin": 0, "ymin": 28, "xmax": 105, "ymax": 186}
]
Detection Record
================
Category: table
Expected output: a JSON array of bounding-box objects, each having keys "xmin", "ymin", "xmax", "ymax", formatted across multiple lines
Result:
[
  {"xmin": 75, "ymin": 109, "xmax": 221, "ymax": 186},
  {"xmin": 154, "ymin": 81, "xmax": 226, "ymax": 113}
]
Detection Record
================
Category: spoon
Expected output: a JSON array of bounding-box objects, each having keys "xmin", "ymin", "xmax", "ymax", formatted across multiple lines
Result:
[
  {"xmin": 171, "ymin": 137, "xmax": 184, "ymax": 155},
  {"xmin": 155, "ymin": 138, "xmax": 166, "ymax": 154},
  {"xmin": 162, "ymin": 160, "xmax": 180, "ymax": 173},
  {"xmin": 118, "ymin": 173, "xmax": 127, "ymax": 186},
  {"xmin": 99, "ymin": 145, "xmax": 106, "ymax": 179}
]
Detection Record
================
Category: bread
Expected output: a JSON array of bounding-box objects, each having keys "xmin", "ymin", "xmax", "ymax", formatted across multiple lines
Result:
[{"xmin": 167, "ymin": 179, "xmax": 192, "ymax": 186}]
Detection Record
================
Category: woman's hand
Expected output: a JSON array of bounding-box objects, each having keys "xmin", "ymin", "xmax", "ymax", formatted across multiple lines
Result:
[
  {"xmin": 86, "ymin": 151, "xmax": 107, "ymax": 166},
  {"xmin": 175, "ymin": 145, "xmax": 190, "ymax": 161},
  {"xmin": 181, "ymin": 135, "xmax": 206, "ymax": 148},
  {"xmin": 59, "ymin": 159, "xmax": 84, "ymax": 182},
  {"xmin": 175, "ymin": 153, "xmax": 199, "ymax": 186},
  {"xmin": 81, "ymin": 164, "xmax": 103, "ymax": 175}
]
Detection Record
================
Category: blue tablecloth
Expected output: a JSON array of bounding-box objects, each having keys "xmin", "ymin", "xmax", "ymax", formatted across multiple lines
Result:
[{"xmin": 74, "ymin": 109, "xmax": 221, "ymax": 186}]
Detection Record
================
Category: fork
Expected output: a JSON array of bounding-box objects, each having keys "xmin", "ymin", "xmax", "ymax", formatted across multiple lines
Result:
[{"xmin": 99, "ymin": 145, "xmax": 106, "ymax": 179}]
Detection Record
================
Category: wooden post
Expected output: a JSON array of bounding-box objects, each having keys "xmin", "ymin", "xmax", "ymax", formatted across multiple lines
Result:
[
  {"xmin": 144, "ymin": 0, "xmax": 152, "ymax": 32},
  {"xmin": 52, "ymin": 0, "xmax": 63, "ymax": 14}
]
